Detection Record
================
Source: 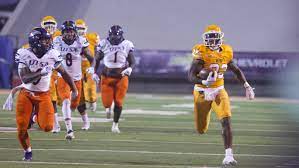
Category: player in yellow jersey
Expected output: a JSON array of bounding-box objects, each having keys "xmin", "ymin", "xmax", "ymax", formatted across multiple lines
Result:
[
  {"xmin": 40, "ymin": 16, "xmax": 62, "ymax": 133},
  {"xmin": 75, "ymin": 19, "xmax": 100, "ymax": 130},
  {"xmin": 188, "ymin": 24, "xmax": 255, "ymax": 166}
]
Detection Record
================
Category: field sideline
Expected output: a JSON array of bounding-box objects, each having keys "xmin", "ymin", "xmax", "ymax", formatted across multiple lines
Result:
[{"xmin": 0, "ymin": 91, "xmax": 299, "ymax": 168}]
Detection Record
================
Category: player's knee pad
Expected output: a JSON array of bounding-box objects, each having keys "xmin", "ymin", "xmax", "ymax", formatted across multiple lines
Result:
[{"xmin": 77, "ymin": 103, "xmax": 86, "ymax": 114}]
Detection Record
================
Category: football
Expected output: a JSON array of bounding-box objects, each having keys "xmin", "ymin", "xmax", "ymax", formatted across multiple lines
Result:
[{"xmin": 198, "ymin": 68, "xmax": 212, "ymax": 79}]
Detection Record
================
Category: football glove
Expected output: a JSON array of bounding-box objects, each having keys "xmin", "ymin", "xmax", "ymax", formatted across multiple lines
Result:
[
  {"xmin": 244, "ymin": 82, "xmax": 255, "ymax": 100},
  {"xmin": 202, "ymin": 71, "xmax": 217, "ymax": 86},
  {"xmin": 2, "ymin": 92, "xmax": 13, "ymax": 111},
  {"xmin": 121, "ymin": 67, "xmax": 132, "ymax": 76},
  {"xmin": 92, "ymin": 74, "xmax": 100, "ymax": 84},
  {"xmin": 86, "ymin": 67, "xmax": 95, "ymax": 74},
  {"xmin": 71, "ymin": 89, "xmax": 78, "ymax": 100}
]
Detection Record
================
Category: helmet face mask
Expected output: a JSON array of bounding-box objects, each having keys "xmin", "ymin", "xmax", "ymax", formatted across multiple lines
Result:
[
  {"xmin": 75, "ymin": 19, "xmax": 88, "ymax": 36},
  {"xmin": 61, "ymin": 21, "xmax": 77, "ymax": 45},
  {"xmin": 41, "ymin": 21, "xmax": 57, "ymax": 35},
  {"xmin": 29, "ymin": 28, "xmax": 52, "ymax": 58},
  {"xmin": 202, "ymin": 31, "xmax": 224, "ymax": 50},
  {"xmin": 202, "ymin": 24, "xmax": 224, "ymax": 51},
  {"xmin": 41, "ymin": 16, "xmax": 57, "ymax": 35},
  {"xmin": 76, "ymin": 27, "xmax": 87, "ymax": 36},
  {"xmin": 108, "ymin": 25, "xmax": 124, "ymax": 45}
]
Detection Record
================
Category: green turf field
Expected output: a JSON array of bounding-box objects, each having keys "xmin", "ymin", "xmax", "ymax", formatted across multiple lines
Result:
[{"xmin": 0, "ymin": 93, "xmax": 299, "ymax": 168}]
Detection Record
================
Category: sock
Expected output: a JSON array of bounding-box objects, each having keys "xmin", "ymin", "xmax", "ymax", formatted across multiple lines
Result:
[
  {"xmin": 62, "ymin": 99, "xmax": 72, "ymax": 131},
  {"xmin": 25, "ymin": 147, "xmax": 32, "ymax": 152},
  {"xmin": 113, "ymin": 105, "xmax": 122, "ymax": 123},
  {"xmin": 32, "ymin": 114, "xmax": 37, "ymax": 123},
  {"xmin": 65, "ymin": 119, "xmax": 73, "ymax": 132},
  {"xmin": 225, "ymin": 148, "xmax": 233, "ymax": 156},
  {"xmin": 54, "ymin": 113, "xmax": 60, "ymax": 128},
  {"xmin": 105, "ymin": 108, "xmax": 111, "ymax": 114},
  {"xmin": 113, "ymin": 122, "xmax": 118, "ymax": 128},
  {"xmin": 62, "ymin": 99, "xmax": 71, "ymax": 119},
  {"xmin": 81, "ymin": 113, "xmax": 89, "ymax": 123}
]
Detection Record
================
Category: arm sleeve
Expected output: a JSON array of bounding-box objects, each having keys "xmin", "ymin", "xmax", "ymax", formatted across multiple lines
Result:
[
  {"xmin": 126, "ymin": 41, "xmax": 134, "ymax": 53},
  {"xmin": 15, "ymin": 49, "xmax": 28, "ymax": 66}
]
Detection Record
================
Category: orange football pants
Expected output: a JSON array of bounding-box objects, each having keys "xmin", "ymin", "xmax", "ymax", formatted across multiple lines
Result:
[
  {"xmin": 57, "ymin": 77, "xmax": 82, "ymax": 109},
  {"xmin": 100, "ymin": 75, "xmax": 129, "ymax": 108},
  {"xmin": 16, "ymin": 89, "xmax": 54, "ymax": 150}
]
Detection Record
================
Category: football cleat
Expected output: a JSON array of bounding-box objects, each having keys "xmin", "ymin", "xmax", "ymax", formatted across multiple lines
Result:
[
  {"xmin": 81, "ymin": 121, "xmax": 90, "ymax": 131},
  {"xmin": 65, "ymin": 130, "xmax": 75, "ymax": 140},
  {"xmin": 51, "ymin": 126, "xmax": 61, "ymax": 133},
  {"xmin": 111, "ymin": 122, "xmax": 120, "ymax": 133},
  {"xmin": 22, "ymin": 151, "xmax": 32, "ymax": 161},
  {"xmin": 222, "ymin": 155, "xmax": 237, "ymax": 166}
]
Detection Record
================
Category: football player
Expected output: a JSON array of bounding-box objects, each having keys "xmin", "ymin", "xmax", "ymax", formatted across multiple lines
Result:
[
  {"xmin": 74, "ymin": 19, "xmax": 98, "ymax": 130},
  {"xmin": 19, "ymin": 16, "xmax": 62, "ymax": 133},
  {"xmin": 14, "ymin": 27, "xmax": 77, "ymax": 161},
  {"xmin": 94, "ymin": 25, "xmax": 135, "ymax": 133},
  {"xmin": 188, "ymin": 24, "xmax": 255, "ymax": 166},
  {"xmin": 40, "ymin": 16, "xmax": 62, "ymax": 133},
  {"xmin": 53, "ymin": 21, "xmax": 95, "ymax": 139}
]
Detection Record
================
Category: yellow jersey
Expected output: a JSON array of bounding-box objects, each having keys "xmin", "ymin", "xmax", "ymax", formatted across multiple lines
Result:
[
  {"xmin": 192, "ymin": 44, "xmax": 233, "ymax": 88},
  {"xmin": 81, "ymin": 32, "xmax": 100, "ymax": 73}
]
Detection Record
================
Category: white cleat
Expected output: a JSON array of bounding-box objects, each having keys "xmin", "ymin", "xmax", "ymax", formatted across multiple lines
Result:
[
  {"xmin": 81, "ymin": 122, "xmax": 90, "ymax": 131},
  {"xmin": 51, "ymin": 126, "xmax": 61, "ymax": 133},
  {"xmin": 222, "ymin": 155, "xmax": 237, "ymax": 166},
  {"xmin": 65, "ymin": 130, "xmax": 75, "ymax": 141},
  {"xmin": 111, "ymin": 122, "xmax": 120, "ymax": 133}
]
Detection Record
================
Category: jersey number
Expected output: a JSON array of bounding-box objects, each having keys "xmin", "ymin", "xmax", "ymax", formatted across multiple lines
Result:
[
  {"xmin": 114, "ymin": 52, "xmax": 118, "ymax": 63},
  {"xmin": 66, "ymin": 53, "xmax": 72, "ymax": 66},
  {"xmin": 209, "ymin": 64, "xmax": 227, "ymax": 79}
]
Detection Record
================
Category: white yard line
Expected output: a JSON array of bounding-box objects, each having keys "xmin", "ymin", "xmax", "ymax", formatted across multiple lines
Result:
[
  {"xmin": 0, "ymin": 160, "xmax": 219, "ymax": 168},
  {"xmin": 0, "ymin": 125, "xmax": 297, "ymax": 133},
  {"xmin": 0, "ymin": 148, "xmax": 298, "ymax": 158},
  {"xmin": 0, "ymin": 137, "xmax": 298, "ymax": 148}
]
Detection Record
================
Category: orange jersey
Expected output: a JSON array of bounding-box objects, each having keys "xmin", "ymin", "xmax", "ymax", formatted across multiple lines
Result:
[
  {"xmin": 192, "ymin": 44, "xmax": 233, "ymax": 88},
  {"xmin": 82, "ymin": 32, "xmax": 100, "ymax": 72}
]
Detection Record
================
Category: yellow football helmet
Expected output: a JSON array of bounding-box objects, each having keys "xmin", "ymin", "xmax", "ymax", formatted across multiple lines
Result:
[
  {"xmin": 41, "ymin": 16, "xmax": 57, "ymax": 35},
  {"xmin": 202, "ymin": 24, "xmax": 224, "ymax": 50},
  {"xmin": 75, "ymin": 19, "xmax": 88, "ymax": 36},
  {"xmin": 87, "ymin": 32, "xmax": 100, "ymax": 46}
]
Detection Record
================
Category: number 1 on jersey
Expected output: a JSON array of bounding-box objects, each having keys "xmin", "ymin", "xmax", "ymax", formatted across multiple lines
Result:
[{"xmin": 114, "ymin": 52, "xmax": 118, "ymax": 63}]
